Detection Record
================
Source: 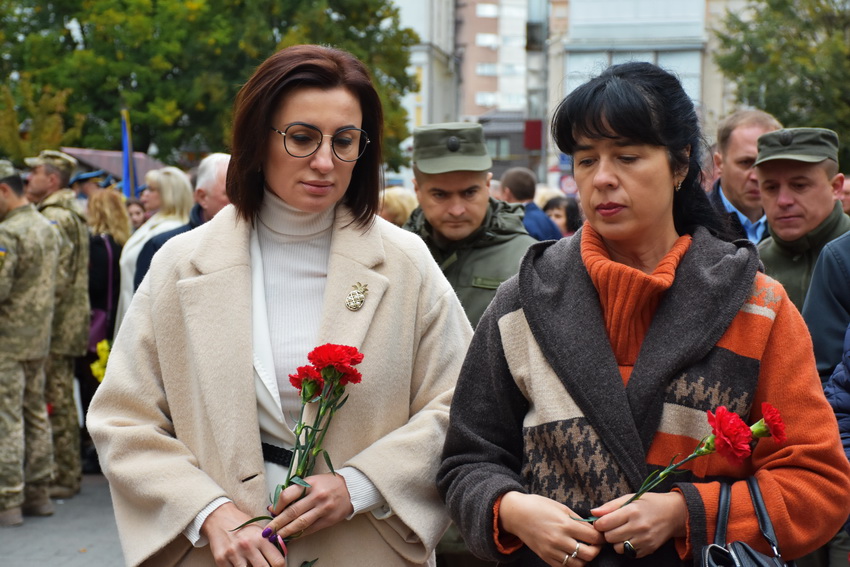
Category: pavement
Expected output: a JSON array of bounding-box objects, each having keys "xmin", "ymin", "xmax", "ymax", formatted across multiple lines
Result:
[{"xmin": 0, "ymin": 474, "xmax": 125, "ymax": 566}]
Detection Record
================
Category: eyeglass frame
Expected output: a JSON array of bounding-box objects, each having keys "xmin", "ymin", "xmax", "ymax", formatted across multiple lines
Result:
[{"xmin": 269, "ymin": 122, "xmax": 370, "ymax": 162}]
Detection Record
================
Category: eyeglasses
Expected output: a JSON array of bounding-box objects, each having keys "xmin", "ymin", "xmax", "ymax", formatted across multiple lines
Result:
[{"xmin": 270, "ymin": 122, "xmax": 370, "ymax": 162}]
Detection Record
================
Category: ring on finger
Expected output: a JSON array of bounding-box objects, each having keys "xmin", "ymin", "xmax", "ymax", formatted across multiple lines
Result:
[
  {"xmin": 562, "ymin": 541, "xmax": 581, "ymax": 565},
  {"xmin": 624, "ymin": 539, "xmax": 637, "ymax": 559}
]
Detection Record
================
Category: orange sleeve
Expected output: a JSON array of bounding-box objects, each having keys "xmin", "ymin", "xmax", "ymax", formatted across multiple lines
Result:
[
  {"xmin": 492, "ymin": 494, "xmax": 524, "ymax": 555},
  {"xmin": 671, "ymin": 487, "xmax": 696, "ymax": 559},
  {"xmin": 682, "ymin": 276, "xmax": 850, "ymax": 559}
]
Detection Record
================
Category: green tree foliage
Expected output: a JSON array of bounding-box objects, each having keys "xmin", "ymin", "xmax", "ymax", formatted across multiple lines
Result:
[
  {"xmin": 0, "ymin": 75, "xmax": 85, "ymax": 163},
  {"xmin": 714, "ymin": 0, "xmax": 850, "ymax": 166},
  {"xmin": 0, "ymin": 0, "xmax": 418, "ymax": 169}
]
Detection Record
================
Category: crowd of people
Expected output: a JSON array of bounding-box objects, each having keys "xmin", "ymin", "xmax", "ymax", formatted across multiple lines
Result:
[
  {"xmin": 0, "ymin": 150, "xmax": 231, "ymax": 527},
  {"xmin": 2, "ymin": 43, "xmax": 850, "ymax": 567}
]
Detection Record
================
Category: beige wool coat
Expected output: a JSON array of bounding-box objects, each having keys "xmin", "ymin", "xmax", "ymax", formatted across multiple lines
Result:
[{"xmin": 88, "ymin": 204, "xmax": 473, "ymax": 567}]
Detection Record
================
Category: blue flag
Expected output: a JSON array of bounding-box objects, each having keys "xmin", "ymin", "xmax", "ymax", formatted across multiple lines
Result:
[{"xmin": 121, "ymin": 109, "xmax": 138, "ymax": 198}]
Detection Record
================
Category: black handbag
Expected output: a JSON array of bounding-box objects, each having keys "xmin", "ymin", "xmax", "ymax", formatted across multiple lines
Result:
[{"xmin": 701, "ymin": 477, "xmax": 796, "ymax": 567}]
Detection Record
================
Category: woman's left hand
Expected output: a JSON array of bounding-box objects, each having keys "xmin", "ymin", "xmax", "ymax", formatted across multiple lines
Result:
[
  {"xmin": 590, "ymin": 492, "xmax": 687, "ymax": 558},
  {"xmin": 265, "ymin": 472, "xmax": 354, "ymax": 541}
]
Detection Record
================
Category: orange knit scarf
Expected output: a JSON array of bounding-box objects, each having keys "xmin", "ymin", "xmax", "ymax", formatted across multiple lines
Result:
[{"xmin": 581, "ymin": 225, "xmax": 693, "ymax": 384}]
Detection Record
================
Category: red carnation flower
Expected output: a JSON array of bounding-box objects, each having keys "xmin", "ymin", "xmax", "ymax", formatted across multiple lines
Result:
[
  {"xmin": 308, "ymin": 344, "xmax": 364, "ymax": 373},
  {"xmin": 288, "ymin": 365, "xmax": 322, "ymax": 391},
  {"xmin": 339, "ymin": 367, "xmax": 362, "ymax": 386},
  {"xmin": 707, "ymin": 406, "xmax": 753, "ymax": 465},
  {"xmin": 761, "ymin": 402, "xmax": 787, "ymax": 443}
]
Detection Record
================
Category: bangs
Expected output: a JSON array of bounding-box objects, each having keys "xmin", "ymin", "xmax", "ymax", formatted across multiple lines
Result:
[{"xmin": 554, "ymin": 76, "xmax": 664, "ymax": 153}]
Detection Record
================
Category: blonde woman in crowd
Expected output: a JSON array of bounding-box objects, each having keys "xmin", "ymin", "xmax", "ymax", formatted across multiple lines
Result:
[
  {"xmin": 379, "ymin": 186, "xmax": 419, "ymax": 227},
  {"xmin": 114, "ymin": 167, "xmax": 192, "ymax": 332},
  {"xmin": 533, "ymin": 185, "xmax": 565, "ymax": 211}
]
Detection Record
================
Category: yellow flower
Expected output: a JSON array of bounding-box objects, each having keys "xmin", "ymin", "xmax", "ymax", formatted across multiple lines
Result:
[
  {"xmin": 96, "ymin": 339, "xmax": 111, "ymax": 361},
  {"xmin": 90, "ymin": 340, "xmax": 112, "ymax": 383}
]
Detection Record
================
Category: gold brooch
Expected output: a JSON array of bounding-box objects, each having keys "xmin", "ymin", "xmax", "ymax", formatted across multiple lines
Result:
[{"xmin": 345, "ymin": 282, "xmax": 368, "ymax": 311}]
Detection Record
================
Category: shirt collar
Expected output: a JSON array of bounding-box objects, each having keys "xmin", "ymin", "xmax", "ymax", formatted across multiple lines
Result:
[{"xmin": 717, "ymin": 185, "xmax": 767, "ymax": 243}]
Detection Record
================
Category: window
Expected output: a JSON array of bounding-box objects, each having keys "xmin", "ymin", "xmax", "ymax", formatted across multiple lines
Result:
[
  {"xmin": 476, "ymin": 33, "xmax": 500, "ymax": 48},
  {"xmin": 486, "ymin": 137, "xmax": 511, "ymax": 159},
  {"xmin": 475, "ymin": 92, "xmax": 497, "ymax": 107},
  {"xmin": 476, "ymin": 3, "xmax": 498, "ymax": 17},
  {"xmin": 476, "ymin": 63, "xmax": 498, "ymax": 76},
  {"xmin": 502, "ymin": 93, "xmax": 526, "ymax": 108},
  {"xmin": 501, "ymin": 63, "xmax": 525, "ymax": 75},
  {"xmin": 502, "ymin": 5, "xmax": 526, "ymax": 19}
]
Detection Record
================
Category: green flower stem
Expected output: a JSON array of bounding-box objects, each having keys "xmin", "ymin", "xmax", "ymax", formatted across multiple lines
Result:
[
  {"xmin": 313, "ymin": 396, "xmax": 342, "ymax": 457},
  {"xmin": 285, "ymin": 402, "xmax": 310, "ymax": 487},
  {"xmin": 623, "ymin": 435, "xmax": 714, "ymax": 506},
  {"xmin": 623, "ymin": 452, "xmax": 700, "ymax": 506}
]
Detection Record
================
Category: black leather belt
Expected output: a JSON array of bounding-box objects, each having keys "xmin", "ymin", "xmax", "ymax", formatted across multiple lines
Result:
[{"xmin": 261, "ymin": 442, "xmax": 293, "ymax": 467}]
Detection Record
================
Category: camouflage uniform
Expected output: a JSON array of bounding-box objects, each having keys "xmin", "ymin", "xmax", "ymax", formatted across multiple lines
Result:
[
  {"xmin": 0, "ymin": 204, "xmax": 60, "ymax": 511},
  {"xmin": 37, "ymin": 189, "xmax": 89, "ymax": 494}
]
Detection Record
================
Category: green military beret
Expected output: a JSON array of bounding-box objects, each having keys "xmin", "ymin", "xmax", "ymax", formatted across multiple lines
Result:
[
  {"xmin": 413, "ymin": 122, "xmax": 492, "ymax": 175},
  {"xmin": 755, "ymin": 127, "xmax": 839, "ymax": 167}
]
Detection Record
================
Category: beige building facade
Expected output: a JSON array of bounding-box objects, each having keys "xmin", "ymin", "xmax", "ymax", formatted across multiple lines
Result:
[{"xmin": 546, "ymin": 0, "xmax": 749, "ymax": 181}]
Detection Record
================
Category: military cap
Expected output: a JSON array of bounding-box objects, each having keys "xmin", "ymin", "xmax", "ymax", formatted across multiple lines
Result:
[
  {"xmin": 98, "ymin": 174, "xmax": 116, "ymax": 188},
  {"xmin": 24, "ymin": 149, "xmax": 78, "ymax": 176},
  {"xmin": 0, "ymin": 159, "xmax": 20, "ymax": 180},
  {"xmin": 755, "ymin": 127, "xmax": 839, "ymax": 166},
  {"xmin": 413, "ymin": 122, "xmax": 492, "ymax": 175},
  {"xmin": 69, "ymin": 169, "xmax": 107, "ymax": 186}
]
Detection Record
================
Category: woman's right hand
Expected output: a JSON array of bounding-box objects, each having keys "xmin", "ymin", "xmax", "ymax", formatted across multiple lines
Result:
[
  {"xmin": 498, "ymin": 492, "xmax": 604, "ymax": 567},
  {"xmin": 201, "ymin": 502, "xmax": 287, "ymax": 567}
]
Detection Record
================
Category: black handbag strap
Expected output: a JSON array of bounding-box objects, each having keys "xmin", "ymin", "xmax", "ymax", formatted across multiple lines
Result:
[
  {"xmin": 714, "ymin": 482, "xmax": 731, "ymax": 544},
  {"xmin": 714, "ymin": 478, "xmax": 786, "ymax": 560},
  {"xmin": 746, "ymin": 476, "xmax": 784, "ymax": 558}
]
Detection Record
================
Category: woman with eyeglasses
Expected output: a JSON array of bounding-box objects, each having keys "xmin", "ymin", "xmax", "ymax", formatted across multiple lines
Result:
[{"xmin": 88, "ymin": 45, "xmax": 472, "ymax": 567}]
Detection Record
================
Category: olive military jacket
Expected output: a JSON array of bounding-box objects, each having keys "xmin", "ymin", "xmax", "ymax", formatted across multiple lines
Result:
[
  {"xmin": 404, "ymin": 198, "xmax": 537, "ymax": 328},
  {"xmin": 38, "ymin": 188, "xmax": 90, "ymax": 356},
  {"xmin": 758, "ymin": 201, "xmax": 850, "ymax": 310},
  {"xmin": 0, "ymin": 204, "xmax": 60, "ymax": 360}
]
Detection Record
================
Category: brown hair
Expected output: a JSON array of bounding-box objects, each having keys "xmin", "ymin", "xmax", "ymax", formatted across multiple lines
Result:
[
  {"xmin": 500, "ymin": 167, "xmax": 537, "ymax": 201},
  {"xmin": 228, "ymin": 44, "xmax": 383, "ymax": 225},
  {"xmin": 716, "ymin": 109, "xmax": 782, "ymax": 156},
  {"xmin": 88, "ymin": 189, "xmax": 132, "ymax": 246}
]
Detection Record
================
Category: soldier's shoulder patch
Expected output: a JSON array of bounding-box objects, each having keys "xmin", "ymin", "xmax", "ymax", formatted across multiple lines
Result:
[{"xmin": 0, "ymin": 245, "xmax": 6, "ymax": 270}]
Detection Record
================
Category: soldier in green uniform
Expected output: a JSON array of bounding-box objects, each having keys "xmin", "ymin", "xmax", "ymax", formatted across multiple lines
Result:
[
  {"xmin": 0, "ymin": 161, "xmax": 60, "ymax": 526},
  {"xmin": 24, "ymin": 150, "xmax": 90, "ymax": 499},
  {"xmin": 404, "ymin": 124, "xmax": 535, "ymax": 567}
]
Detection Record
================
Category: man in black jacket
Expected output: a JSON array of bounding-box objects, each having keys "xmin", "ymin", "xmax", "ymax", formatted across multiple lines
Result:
[{"xmin": 708, "ymin": 109, "xmax": 781, "ymax": 243}]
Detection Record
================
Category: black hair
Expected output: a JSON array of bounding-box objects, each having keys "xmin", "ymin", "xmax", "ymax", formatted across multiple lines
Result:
[
  {"xmin": 0, "ymin": 173, "xmax": 24, "ymax": 196},
  {"xmin": 551, "ymin": 61, "xmax": 733, "ymax": 240},
  {"xmin": 543, "ymin": 195, "xmax": 583, "ymax": 233}
]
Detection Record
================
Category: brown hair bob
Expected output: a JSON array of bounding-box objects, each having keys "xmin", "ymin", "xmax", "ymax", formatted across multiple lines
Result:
[{"xmin": 228, "ymin": 44, "xmax": 384, "ymax": 225}]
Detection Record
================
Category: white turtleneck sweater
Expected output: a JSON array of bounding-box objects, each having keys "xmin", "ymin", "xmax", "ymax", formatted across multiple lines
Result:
[{"xmin": 256, "ymin": 190, "xmax": 334, "ymax": 420}]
